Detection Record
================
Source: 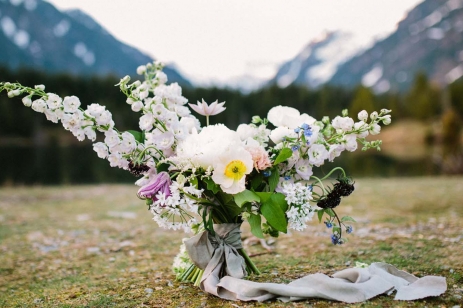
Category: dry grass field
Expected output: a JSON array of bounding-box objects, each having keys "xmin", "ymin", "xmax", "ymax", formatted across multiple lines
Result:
[{"xmin": 0, "ymin": 177, "xmax": 462, "ymax": 307}]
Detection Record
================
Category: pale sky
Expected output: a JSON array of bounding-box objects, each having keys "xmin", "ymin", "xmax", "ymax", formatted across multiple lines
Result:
[{"xmin": 46, "ymin": 0, "xmax": 423, "ymax": 85}]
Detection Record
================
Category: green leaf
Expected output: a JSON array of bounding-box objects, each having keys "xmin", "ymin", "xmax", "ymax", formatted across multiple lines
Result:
[
  {"xmin": 341, "ymin": 216, "xmax": 356, "ymax": 223},
  {"xmin": 223, "ymin": 201, "xmax": 243, "ymax": 218},
  {"xmin": 268, "ymin": 168, "xmax": 280, "ymax": 192},
  {"xmin": 156, "ymin": 163, "xmax": 169, "ymax": 173},
  {"xmin": 189, "ymin": 176, "xmax": 199, "ymax": 189},
  {"xmin": 325, "ymin": 209, "xmax": 336, "ymax": 217},
  {"xmin": 251, "ymin": 173, "xmax": 264, "ymax": 190},
  {"xmin": 273, "ymin": 148, "xmax": 292, "ymax": 165},
  {"xmin": 255, "ymin": 192, "xmax": 272, "ymax": 203},
  {"xmin": 202, "ymin": 178, "xmax": 220, "ymax": 194},
  {"xmin": 126, "ymin": 130, "xmax": 145, "ymax": 143},
  {"xmin": 317, "ymin": 209, "xmax": 324, "ymax": 223},
  {"xmin": 248, "ymin": 214, "xmax": 264, "ymax": 239},
  {"xmin": 234, "ymin": 190, "xmax": 260, "ymax": 207},
  {"xmin": 260, "ymin": 193, "xmax": 288, "ymax": 233}
]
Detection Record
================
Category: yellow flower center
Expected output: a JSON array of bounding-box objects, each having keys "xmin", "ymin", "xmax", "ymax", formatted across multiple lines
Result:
[{"xmin": 224, "ymin": 160, "xmax": 247, "ymax": 180}]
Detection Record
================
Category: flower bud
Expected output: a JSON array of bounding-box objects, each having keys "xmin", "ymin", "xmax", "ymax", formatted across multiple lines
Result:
[
  {"xmin": 358, "ymin": 110, "xmax": 368, "ymax": 121},
  {"xmin": 126, "ymin": 97, "xmax": 135, "ymax": 105},
  {"xmin": 370, "ymin": 111, "xmax": 378, "ymax": 120},
  {"xmin": 35, "ymin": 84, "xmax": 45, "ymax": 91},
  {"xmin": 322, "ymin": 116, "xmax": 330, "ymax": 124},
  {"xmin": 22, "ymin": 96, "xmax": 32, "ymax": 107},
  {"xmin": 252, "ymin": 115, "xmax": 262, "ymax": 124},
  {"xmin": 136, "ymin": 65, "xmax": 146, "ymax": 75},
  {"xmin": 381, "ymin": 115, "xmax": 391, "ymax": 125},
  {"xmin": 7, "ymin": 91, "xmax": 15, "ymax": 98},
  {"xmin": 380, "ymin": 108, "xmax": 391, "ymax": 114},
  {"xmin": 342, "ymin": 109, "xmax": 348, "ymax": 117}
]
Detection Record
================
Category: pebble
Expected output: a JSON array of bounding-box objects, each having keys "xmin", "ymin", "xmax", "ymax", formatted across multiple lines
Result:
[
  {"xmin": 33, "ymin": 298, "xmax": 43, "ymax": 304},
  {"xmin": 345, "ymin": 261, "xmax": 351, "ymax": 266},
  {"xmin": 109, "ymin": 257, "xmax": 116, "ymax": 262},
  {"xmin": 454, "ymin": 295, "xmax": 462, "ymax": 299},
  {"xmin": 144, "ymin": 288, "xmax": 153, "ymax": 294},
  {"xmin": 155, "ymin": 287, "xmax": 163, "ymax": 291},
  {"xmin": 87, "ymin": 247, "xmax": 100, "ymax": 254},
  {"xmin": 451, "ymin": 305, "xmax": 461, "ymax": 308},
  {"xmin": 167, "ymin": 280, "xmax": 173, "ymax": 287}
]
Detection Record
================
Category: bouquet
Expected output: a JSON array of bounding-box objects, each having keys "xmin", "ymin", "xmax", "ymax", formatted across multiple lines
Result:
[{"xmin": 0, "ymin": 62, "xmax": 391, "ymax": 291}]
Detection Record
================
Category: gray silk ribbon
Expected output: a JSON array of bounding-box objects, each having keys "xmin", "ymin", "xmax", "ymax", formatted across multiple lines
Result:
[{"xmin": 184, "ymin": 223, "xmax": 447, "ymax": 303}]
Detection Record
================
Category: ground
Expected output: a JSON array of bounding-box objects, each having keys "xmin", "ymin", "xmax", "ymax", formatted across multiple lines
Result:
[{"xmin": 0, "ymin": 177, "xmax": 462, "ymax": 307}]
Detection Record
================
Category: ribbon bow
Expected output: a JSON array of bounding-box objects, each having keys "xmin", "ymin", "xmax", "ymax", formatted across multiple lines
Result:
[{"xmin": 184, "ymin": 223, "xmax": 247, "ymax": 296}]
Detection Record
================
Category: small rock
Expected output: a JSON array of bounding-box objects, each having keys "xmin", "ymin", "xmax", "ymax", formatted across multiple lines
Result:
[
  {"xmin": 450, "ymin": 269, "xmax": 454, "ymax": 273},
  {"xmin": 451, "ymin": 305, "xmax": 461, "ymax": 308},
  {"xmin": 167, "ymin": 280, "xmax": 173, "ymax": 287},
  {"xmin": 358, "ymin": 250, "xmax": 365, "ymax": 255},
  {"xmin": 144, "ymin": 288, "xmax": 153, "ymax": 294},
  {"xmin": 33, "ymin": 298, "xmax": 43, "ymax": 304},
  {"xmin": 108, "ymin": 257, "xmax": 116, "ymax": 262},
  {"xmin": 155, "ymin": 286, "xmax": 163, "ymax": 291},
  {"xmin": 87, "ymin": 247, "xmax": 100, "ymax": 254},
  {"xmin": 345, "ymin": 261, "xmax": 351, "ymax": 266},
  {"xmin": 129, "ymin": 250, "xmax": 135, "ymax": 256},
  {"xmin": 454, "ymin": 295, "xmax": 462, "ymax": 300},
  {"xmin": 200, "ymin": 301, "xmax": 207, "ymax": 307},
  {"xmin": 129, "ymin": 267, "xmax": 137, "ymax": 272}
]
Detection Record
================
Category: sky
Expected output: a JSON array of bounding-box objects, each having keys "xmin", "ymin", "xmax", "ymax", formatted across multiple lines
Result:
[{"xmin": 46, "ymin": 0, "xmax": 423, "ymax": 85}]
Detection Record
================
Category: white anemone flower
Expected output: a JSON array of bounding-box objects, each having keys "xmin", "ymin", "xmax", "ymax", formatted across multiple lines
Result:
[{"xmin": 211, "ymin": 147, "xmax": 253, "ymax": 194}]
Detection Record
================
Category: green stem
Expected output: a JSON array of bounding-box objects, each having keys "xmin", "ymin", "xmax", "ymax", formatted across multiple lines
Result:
[{"xmin": 238, "ymin": 248, "xmax": 261, "ymax": 275}]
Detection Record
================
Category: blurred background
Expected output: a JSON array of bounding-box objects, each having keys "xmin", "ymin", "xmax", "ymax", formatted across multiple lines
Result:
[{"xmin": 0, "ymin": 0, "xmax": 462, "ymax": 185}]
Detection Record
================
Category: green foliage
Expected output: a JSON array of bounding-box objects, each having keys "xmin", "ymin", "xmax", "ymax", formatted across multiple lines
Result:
[
  {"xmin": 349, "ymin": 85, "xmax": 376, "ymax": 118},
  {"xmin": 405, "ymin": 72, "xmax": 441, "ymax": 120}
]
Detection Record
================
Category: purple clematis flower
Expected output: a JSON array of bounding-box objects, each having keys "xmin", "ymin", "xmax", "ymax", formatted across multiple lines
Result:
[{"xmin": 137, "ymin": 172, "xmax": 171, "ymax": 201}]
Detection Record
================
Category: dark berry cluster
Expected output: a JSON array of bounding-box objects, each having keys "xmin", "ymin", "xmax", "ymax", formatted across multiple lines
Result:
[
  {"xmin": 317, "ymin": 177, "xmax": 355, "ymax": 209},
  {"xmin": 128, "ymin": 161, "xmax": 150, "ymax": 176}
]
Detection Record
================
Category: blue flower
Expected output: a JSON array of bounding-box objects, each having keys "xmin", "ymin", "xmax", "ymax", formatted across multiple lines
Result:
[
  {"xmin": 346, "ymin": 226, "xmax": 353, "ymax": 234},
  {"xmin": 262, "ymin": 170, "xmax": 272, "ymax": 177},
  {"xmin": 294, "ymin": 127, "xmax": 301, "ymax": 133},
  {"xmin": 284, "ymin": 175, "xmax": 291, "ymax": 180},
  {"xmin": 325, "ymin": 221, "xmax": 333, "ymax": 228},
  {"xmin": 331, "ymin": 234, "xmax": 339, "ymax": 245},
  {"xmin": 303, "ymin": 129, "xmax": 312, "ymax": 137},
  {"xmin": 301, "ymin": 123, "xmax": 310, "ymax": 130},
  {"xmin": 291, "ymin": 145, "xmax": 300, "ymax": 151}
]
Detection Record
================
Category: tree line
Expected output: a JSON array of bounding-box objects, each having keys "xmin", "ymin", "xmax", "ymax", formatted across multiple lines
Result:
[{"xmin": 0, "ymin": 67, "xmax": 462, "ymax": 184}]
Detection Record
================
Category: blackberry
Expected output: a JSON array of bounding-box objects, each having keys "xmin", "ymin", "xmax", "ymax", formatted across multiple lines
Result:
[
  {"xmin": 128, "ymin": 161, "xmax": 150, "ymax": 176},
  {"xmin": 317, "ymin": 195, "xmax": 341, "ymax": 209},
  {"xmin": 333, "ymin": 177, "xmax": 355, "ymax": 197}
]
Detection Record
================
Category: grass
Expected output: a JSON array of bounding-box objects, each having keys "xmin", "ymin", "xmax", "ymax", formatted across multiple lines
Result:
[{"xmin": 0, "ymin": 177, "xmax": 462, "ymax": 307}]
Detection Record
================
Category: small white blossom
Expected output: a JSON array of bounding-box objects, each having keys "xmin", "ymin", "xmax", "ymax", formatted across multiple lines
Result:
[
  {"xmin": 369, "ymin": 123, "xmax": 381, "ymax": 135},
  {"xmin": 22, "ymin": 96, "xmax": 32, "ymax": 107},
  {"xmin": 63, "ymin": 96, "xmax": 81, "ymax": 113},
  {"xmin": 131, "ymin": 101, "xmax": 144, "ymax": 112},
  {"xmin": 358, "ymin": 110, "xmax": 368, "ymax": 121},
  {"xmin": 31, "ymin": 99, "xmax": 47, "ymax": 113},
  {"xmin": 46, "ymin": 93, "xmax": 62, "ymax": 110}
]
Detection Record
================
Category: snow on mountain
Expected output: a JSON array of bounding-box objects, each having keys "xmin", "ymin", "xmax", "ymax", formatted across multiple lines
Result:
[
  {"xmin": 329, "ymin": 0, "xmax": 463, "ymax": 91},
  {"xmin": 270, "ymin": 31, "xmax": 366, "ymax": 88},
  {"xmin": 0, "ymin": 0, "xmax": 191, "ymax": 86}
]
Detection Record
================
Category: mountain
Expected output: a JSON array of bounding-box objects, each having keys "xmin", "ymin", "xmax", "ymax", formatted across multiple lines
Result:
[
  {"xmin": 329, "ymin": 0, "xmax": 463, "ymax": 92},
  {"xmin": 270, "ymin": 31, "xmax": 366, "ymax": 88},
  {"xmin": 0, "ymin": 0, "xmax": 191, "ymax": 86}
]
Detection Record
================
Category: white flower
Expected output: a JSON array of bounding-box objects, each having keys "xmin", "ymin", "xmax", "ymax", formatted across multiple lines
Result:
[
  {"xmin": 139, "ymin": 114, "xmax": 155, "ymax": 131},
  {"xmin": 63, "ymin": 96, "xmax": 81, "ymax": 113},
  {"xmin": 370, "ymin": 111, "xmax": 378, "ymax": 120},
  {"xmin": 358, "ymin": 110, "xmax": 368, "ymax": 121},
  {"xmin": 62, "ymin": 111, "xmax": 84, "ymax": 131},
  {"xmin": 295, "ymin": 159, "xmax": 313, "ymax": 180},
  {"xmin": 156, "ymin": 71, "xmax": 168, "ymax": 85},
  {"xmin": 211, "ymin": 146, "xmax": 253, "ymax": 194},
  {"xmin": 93, "ymin": 142, "xmax": 109, "ymax": 158},
  {"xmin": 31, "ymin": 99, "xmax": 47, "ymax": 113},
  {"xmin": 108, "ymin": 152, "xmax": 123, "ymax": 167},
  {"xmin": 46, "ymin": 93, "xmax": 62, "ymax": 110},
  {"xmin": 269, "ymin": 126, "xmax": 296, "ymax": 144},
  {"xmin": 35, "ymin": 84, "xmax": 45, "ymax": 90},
  {"xmin": 331, "ymin": 116, "xmax": 354, "ymax": 132},
  {"xmin": 22, "ymin": 96, "xmax": 32, "ymax": 107},
  {"xmin": 328, "ymin": 144, "xmax": 345, "ymax": 162},
  {"xmin": 85, "ymin": 103, "xmax": 105, "ymax": 118},
  {"xmin": 120, "ymin": 132, "xmax": 137, "ymax": 153},
  {"xmin": 369, "ymin": 123, "xmax": 381, "ymax": 135},
  {"xmin": 267, "ymin": 105, "xmax": 315, "ymax": 129},
  {"xmin": 343, "ymin": 134, "xmax": 358, "ymax": 152},
  {"xmin": 175, "ymin": 124, "xmax": 242, "ymax": 169},
  {"xmin": 307, "ymin": 144, "xmax": 328, "ymax": 167},
  {"xmin": 95, "ymin": 110, "xmax": 112, "ymax": 126},
  {"xmin": 72, "ymin": 128, "xmax": 86, "ymax": 141},
  {"xmin": 131, "ymin": 101, "xmax": 144, "ymax": 112},
  {"xmin": 84, "ymin": 127, "xmax": 97, "ymax": 141},
  {"xmin": 104, "ymin": 129, "xmax": 120, "ymax": 148},
  {"xmin": 179, "ymin": 116, "xmax": 200, "ymax": 134},
  {"xmin": 44, "ymin": 109, "xmax": 59, "ymax": 123},
  {"xmin": 189, "ymin": 99, "xmax": 226, "ymax": 116},
  {"xmin": 136, "ymin": 65, "xmax": 146, "ymax": 75},
  {"xmin": 354, "ymin": 121, "xmax": 369, "ymax": 138}
]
